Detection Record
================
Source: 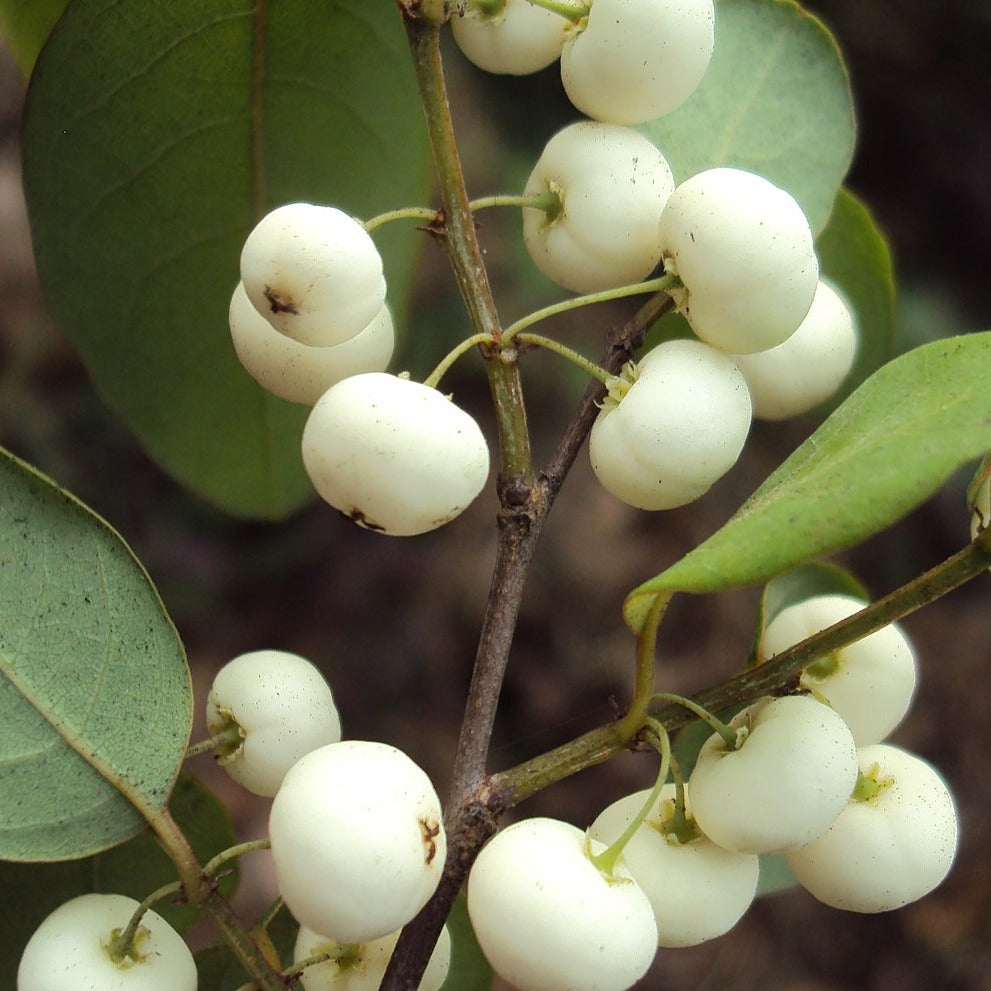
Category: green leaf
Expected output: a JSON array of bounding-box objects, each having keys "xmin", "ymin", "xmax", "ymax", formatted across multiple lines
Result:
[
  {"xmin": 441, "ymin": 891, "xmax": 493, "ymax": 991},
  {"xmin": 817, "ymin": 188, "xmax": 897, "ymax": 401},
  {"xmin": 642, "ymin": 0, "xmax": 855, "ymax": 233},
  {"xmin": 197, "ymin": 905, "xmax": 297, "ymax": 991},
  {"xmin": 0, "ymin": 447, "xmax": 191, "ymax": 859},
  {"xmin": 624, "ymin": 332, "xmax": 991, "ymax": 633},
  {"xmin": 756, "ymin": 853, "xmax": 797, "ymax": 896},
  {"xmin": 0, "ymin": 0, "xmax": 67, "ymax": 76},
  {"xmin": 22, "ymin": 0, "xmax": 431, "ymax": 518},
  {"xmin": 0, "ymin": 775, "xmax": 236, "ymax": 991}
]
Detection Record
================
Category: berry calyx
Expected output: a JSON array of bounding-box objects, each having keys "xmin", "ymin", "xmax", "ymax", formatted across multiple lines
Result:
[
  {"xmin": 269, "ymin": 740, "xmax": 446, "ymax": 943},
  {"xmin": 589, "ymin": 785, "xmax": 759, "ymax": 947},
  {"xmin": 522, "ymin": 120, "xmax": 674, "ymax": 293},
  {"xmin": 589, "ymin": 339, "xmax": 752, "ymax": 510},
  {"xmin": 17, "ymin": 894, "xmax": 196, "ymax": 991},
  {"xmin": 687, "ymin": 694, "xmax": 859, "ymax": 854},
  {"xmin": 786, "ymin": 744, "xmax": 959, "ymax": 912},
  {"xmin": 205, "ymin": 649, "xmax": 343, "ymax": 797},
  {"xmin": 301, "ymin": 372, "xmax": 490, "ymax": 536},
  {"xmin": 759, "ymin": 594, "xmax": 917, "ymax": 745},
  {"xmin": 293, "ymin": 924, "xmax": 451, "ymax": 991}
]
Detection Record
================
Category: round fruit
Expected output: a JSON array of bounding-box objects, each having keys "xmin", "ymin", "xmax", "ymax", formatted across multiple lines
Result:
[
  {"xmin": 731, "ymin": 280, "xmax": 858, "ymax": 419},
  {"xmin": 294, "ymin": 924, "xmax": 451, "ymax": 991},
  {"xmin": 229, "ymin": 282, "xmax": 394, "ymax": 405},
  {"xmin": 688, "ymin": 694, "xmax": 859, "ymax": 854},
  {"xmin": 18, "ymin": 893, "xmax": 196, "ymax": 991},
  {"xmin": 240, "ymin": 202, "xmax": 386, "ymax": 347},
  {"xmin": 467, "ymin": 817, "xmax": 657, "ymax": 991},
  {"xmin": 560, "ymin": 0, "xmax": 715, "ymax": 125},
  {"xmin": 269, "ymin": 740, "xmax": 446, "ymax": 943},
  {"xmin": 205, "ymin": 648, "xmax": 342, "ymax": 797},
  {"xmin": 301, "ymin": 372, "xmax": 490, "ymax": 536},
  {"xmin": 658, "ymin": 168, "xmax": 819, "ymax": 353},
  {"xmin": 588, "ymin": 785, "xmax": 759, "ymax": 947},
  {"xmin": 451, "ymin": 0, "xmax": 569, "ymax": 75},
  {"xmin": 786, "ymin": 744, "xmax": 959, "ymax": 912},
  {"xmin": 759, "ymin": 594, "xmax": 917, "ymax": 745},
  {"xmin": 589, "ymin": 339, "xmax": 752, "ymax": 510},
  {"xmin": 522, "ymin": 120, "xmax": 674, "ymax": 293}
]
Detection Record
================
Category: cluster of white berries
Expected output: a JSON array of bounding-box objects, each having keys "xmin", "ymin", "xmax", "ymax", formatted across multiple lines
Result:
[
  {"xmin": 17, "ymin": 650, "xmax": 450, "ymax": 990},
  {"xmin": 455, "ymin": 0, "xmax": 857, "ymax": 511},
  {"xmin": 211, "ymin": 652, "xmax": 451, "ymax": 987},
  {"xmin": 465, "ymin": 595, "xmax": 959, "ymax": 991}
]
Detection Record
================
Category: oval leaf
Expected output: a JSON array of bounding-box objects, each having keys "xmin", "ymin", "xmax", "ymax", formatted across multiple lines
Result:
[
  {"xmin": 817, "ymin": 188, "xmax": 896, "ymax": 401},
  {"xmin": 0, "ymin": 448, "xmax": 191, "ymax": 860},
  {"xmin": 0, "ymin": 0, "xmax": 66, "ymax": 76},
  {"xmin": 624, "ymin": 332, "xmax": 991, "ymax": 633},
  {"xmin": 0, "ymin": 775, "xmax": 236, "ymax": 990},
  {"xmin": 642, "ymin": 0, "xmax": 855, "ymax": 233},
  {"xmin": 22, "ymin": 0, "xmax": 431, "ymax": 518}
]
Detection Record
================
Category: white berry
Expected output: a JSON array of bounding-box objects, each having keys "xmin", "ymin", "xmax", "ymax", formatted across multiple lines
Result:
[
  {"xmin": 205, "ymin": 649, "xmax": 342, "ymax": 797},
  {"xmin": 467, "ymin": 817, "xmax": 657, "ymax": 991},
  {"xmin": 451, "ymin": 0, "xmax": 569, "ymax": 75},
  {"xmin": 294, "ymin": 924, "xmax": 451, "ymax": 991},
  {"xmin": 588, "ymin": 785, "xmax": 759, "ymax": 947},
  {"xmin": 269, "ymin": 740, "xmax": 446, "ymax": 943},
  {"xmin": 759, "ymin": 594, "xmax": 917, "ymax": 745},
  {"xmin": 229, "ymin": 282, "xmax": 394, "ymax": 405},
  {"xmin": 589, "ymin": 339, "xmax": 752, "ymax": 510},
  {"xmin": 522, "ymin": 121, "xmax": 674, "ymax": 293},
  {"xmin": 302, "ymin": 372, "xmax": 489, "ymax": 536},
  {"xmin": 560, "ymin": 0, "xmax": 715, "ymax": 125},
  {"xmin": 731, "ymin": 280, "xmax": 858, "ymax": 419},
  {"xmin": 17, "ymin": 893, "xmax": 196, "ymax": 991},
  {"xmin": 688, "ymin": 695, "xmax": 858, "ymax": 854},
  {"xmin": 658, "ymin": 168, "xmax": 819, "ymax": 353},
  {"xmin": 240, "ymin": 203, "xmax": 386, "ymax": 347},
  {"xmin": 786, "ymin": 744, "xmax": 959, "ymax": 912}
]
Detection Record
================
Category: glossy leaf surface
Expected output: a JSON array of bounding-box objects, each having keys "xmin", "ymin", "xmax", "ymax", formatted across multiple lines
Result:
[
  {"xmin": 625, "ymin": 332, "xmax": 991, "ymax": 633},
  {"xmin": 22, "ymin": 0, "xmax": 430, "ymax": 517}
]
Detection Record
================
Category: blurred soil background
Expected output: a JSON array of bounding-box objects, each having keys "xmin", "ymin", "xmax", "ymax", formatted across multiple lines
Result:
[{"xmin": 2, "ymin": 3, "xmax": 991, "ymax": 989}]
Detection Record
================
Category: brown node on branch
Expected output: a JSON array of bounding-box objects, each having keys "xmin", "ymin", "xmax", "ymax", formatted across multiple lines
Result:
[{"xmin": 421, "ymin": 208, "xmax": 447, "ymax": 240}]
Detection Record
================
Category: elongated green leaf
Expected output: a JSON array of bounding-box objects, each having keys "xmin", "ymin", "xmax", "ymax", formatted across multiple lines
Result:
[
  {"xmin": 0, "ymin": 0, "xmax": 66, "ymax": 75},
  {"xmin": 818, "ymin": 189, "xmax": 896, "ymax": 400},
  {"xmin": 22, "ymin": 0, "xmax": 431, "ymax": 518},
  {"xmin": 642, "ymin": 0, "xmax": 854, "ymax": 233},
  {"xmin": 0, "ymin": 775, "xmax": 236, "ymax": 991},
  {"xmin": 0, "ymin": 448, "xmax": 191, "ymax": 859},
  {"xmin": 624, "ymin": 332, "xmax": 991, "ymax": 633}
]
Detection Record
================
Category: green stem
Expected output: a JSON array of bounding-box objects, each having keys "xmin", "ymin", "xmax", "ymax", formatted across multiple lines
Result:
[
  {"xmin": 470, "ymin": 191, "xmax": 561, "ymax": 214},
  {"xmin": 503, "ymin": 275, "xmax": 678, "ymax": 342},
  {"xmin": 651, "ymin": 691, "xmax": 740, "ymax": 750},
  {"xmin": 203, "ymin": 839, "xmax": 271, "ymax": 878},
  {"xmin": 614, "ymin": 594, "xmax": 668, "ymax": 741},
  {"xmin": 513, "ymin": 333, "xmax": 612, "ymax": 385},
  {"xmin": 493, "ymin": 532, "xmax": 991, "ymax": 809},
  {"xmin": 107, "ymin": 880, "xmax": 183, "ymax": 962},
  {"xmin": 364, "ymin": 205, "xmax": 438, "ymax": 232},
  {"xmin": 589, "ymin": 726, "xmax": 670, "ymax": 876},
  {"xmin": 185, "ymin": 723, "xmax": 243, "ymax": 759},
  {"xmin": 423, "ymin": 332, "xmax": 493, "ymax": 389}
]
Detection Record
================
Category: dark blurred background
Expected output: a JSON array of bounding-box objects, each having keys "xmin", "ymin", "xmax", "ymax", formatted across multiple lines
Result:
[{"xmin": 1, "ymin": 3, "xmax": 990, "ymax": 989}]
